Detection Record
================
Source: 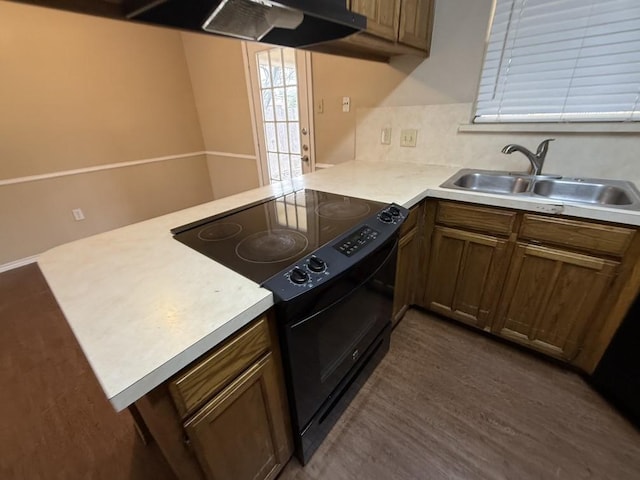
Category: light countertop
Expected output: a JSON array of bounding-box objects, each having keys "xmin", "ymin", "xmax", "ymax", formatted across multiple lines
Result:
[{"xmin": 37, "ymin": 160, "xmax": 640, "ymax": 411}]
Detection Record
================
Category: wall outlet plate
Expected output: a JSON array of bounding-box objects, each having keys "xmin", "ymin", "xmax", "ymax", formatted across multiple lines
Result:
[
  {"xmin": 400, "ymin": 129, "xmax": 418, "ymax": 147},
  {"xmin": 72, "ymin": 208, "xmax": 85, "ymax": 221}
]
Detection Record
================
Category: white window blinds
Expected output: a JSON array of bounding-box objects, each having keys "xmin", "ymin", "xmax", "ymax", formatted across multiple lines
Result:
[{"xmin": 474, "ymin": 0, "xmax": 640, "ymax": 123}]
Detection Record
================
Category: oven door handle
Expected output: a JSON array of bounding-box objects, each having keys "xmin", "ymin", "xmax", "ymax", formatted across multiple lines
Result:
[{"xmin": 289, "ymin": 238, "xmax": 399, "ymax": 329}]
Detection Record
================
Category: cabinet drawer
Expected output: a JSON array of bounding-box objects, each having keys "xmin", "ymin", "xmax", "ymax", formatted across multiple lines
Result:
[
  {"xmin": 170, "ymin": 316, "xmax": 271, "ymax": 418},
  {"xmin": 400, "ymin": 204, "xmax": 420, "ymax": 236},
  {"xmin": 520, "ymin": 214, "xmax": 635, "ymax": 257},
  {"xmin": 436, "ymin": 202, "xmax": 516, "ymax": 236}
]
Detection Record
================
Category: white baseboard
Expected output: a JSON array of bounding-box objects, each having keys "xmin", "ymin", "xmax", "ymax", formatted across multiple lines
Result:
[{"xmin": 0, "ymin": 255, "xmax": 39, "ymax": 273}]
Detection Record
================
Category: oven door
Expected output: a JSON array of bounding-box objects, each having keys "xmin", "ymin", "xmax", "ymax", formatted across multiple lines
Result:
[{"xmin": 280, "ymin": 237, "xmax": 397, "ymax": 432}]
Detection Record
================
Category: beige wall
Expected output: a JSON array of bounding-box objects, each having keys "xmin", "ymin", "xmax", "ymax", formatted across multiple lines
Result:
[
  {"xmin": 0, "ymin": 156, "xmax": 213, "ymax": 265},
  {"xmin": 205, "ymin": 155, "xmax": 261, "ymax": 200},
  {"xmin": 0, "ymin": 2, "xmax": 205, "ymax": 179},
  {"xmin": 181, "ymin": 33, "xmax": 256, "ymax": 155},
  {"xmin": 310, "ymin": 0, "xmax": 492, "ymax": 163},
  {"xmin": 0, "ymin": 3, "xmax": 213, "ymax": 265},
  {"xmin": 180, "ymin": 33, "xmax": 261, "ymax": 198}
]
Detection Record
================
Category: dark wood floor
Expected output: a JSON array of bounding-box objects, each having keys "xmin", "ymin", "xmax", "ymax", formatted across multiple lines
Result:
[
  {"xmin": 280, "ymin": 310, "xmax": 640, "ymax": 480},
  {"xmin": 0, "ymin": 264, "xmax": 175, "ymax": 480},
  {"xmin": 2, "ymin": 265, "xmax": 639, "ymax": 479}
]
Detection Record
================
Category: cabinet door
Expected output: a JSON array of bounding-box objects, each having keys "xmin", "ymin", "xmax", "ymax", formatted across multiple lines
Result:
[
  {"xmin": 424, "ymin": 226, "xmax": 510, "ymax": 329},
  {"xmin": 350, "ymin": 0, "xmax": 401, "ymax": 41},
  {"xmin": 185, "ymin": 353, "xmax": 291, "ymax": 480},
  {"xmin": 393, "ymin": 226, "xmax": 418, "ymax": 326},
  {"xmin": 399, "ymin": 0, "xmax": 434, "ymax": 51},
  {"xmin": 493, "ymin": 243, "xmax": 619, "ymax": 361}
]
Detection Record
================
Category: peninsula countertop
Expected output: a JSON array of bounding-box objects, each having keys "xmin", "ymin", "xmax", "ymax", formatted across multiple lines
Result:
[{"xmin": 37, "ymin": 160, "xmax": 640, "ymax": 411}]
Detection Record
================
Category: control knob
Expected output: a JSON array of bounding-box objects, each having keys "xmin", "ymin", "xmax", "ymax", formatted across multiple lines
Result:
[
  {"xmin": 308, "ymin": 256, "xmax": 326, "ymax": 273},
  {"xmin": 379, "ymin": 211, "xmax": 393, "ymax": 223},
  {"xmin": 290, "ymin": 267, "xmax": 309, "ymax": 285}
]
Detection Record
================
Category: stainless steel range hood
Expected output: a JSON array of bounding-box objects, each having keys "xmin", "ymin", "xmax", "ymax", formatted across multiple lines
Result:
[{"xmin": 126, "ymin": 0, "xmax": 366, "ymax": 47}]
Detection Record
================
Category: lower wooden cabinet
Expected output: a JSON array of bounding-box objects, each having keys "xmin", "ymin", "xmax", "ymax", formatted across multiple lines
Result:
[
  {"xmin": 134, "ymin": 314, "xmax": 293, "ymax": 480},
  {"xmin": 185, "ymin": 353, "xmax": 291, "ymax": 480},
  {"xmin": 392, "ymin": 204, "xmax": 422, "ymax": 326},
  {"xmin": 424, "ymin": 226, "xmax": 510, "ymax": 330},
  {"xmin": 492, "ymin": 243, "xmax": 619, "ymax": 361},
  {"xmin": 418, "ymin": 199, "xmax": 640, "ymax": 373},
  {"xmin": 393, "ymin": 226, "xmax": 418, "ymax": 326}
]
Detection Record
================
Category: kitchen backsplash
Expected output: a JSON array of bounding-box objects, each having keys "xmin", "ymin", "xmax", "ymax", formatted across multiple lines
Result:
[{"xmin": 355, "ymin": 103, "xmax": 640, "ymax": 187}]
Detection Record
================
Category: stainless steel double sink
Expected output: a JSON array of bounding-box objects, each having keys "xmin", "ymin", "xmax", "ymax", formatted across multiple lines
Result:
[{"xmin": 440, "ymin": 169, "xmax": 640, "ymax": 210}]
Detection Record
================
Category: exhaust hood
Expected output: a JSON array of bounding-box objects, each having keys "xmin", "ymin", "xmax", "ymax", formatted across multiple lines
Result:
[{"xmin": 126, "ymin": 0, "xmax": 366, "ymax": 47}]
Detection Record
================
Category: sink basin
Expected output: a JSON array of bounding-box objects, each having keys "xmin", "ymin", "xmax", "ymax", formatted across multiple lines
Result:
[
  {"xmin": 454, "ymin": 173, "xmax": 530, "ymax": 194},
  {"xmin": 533, "ymin": 180, "xmax": 634, "ymax": 206},
  {"xmin": 440, "ymin": 169, "xmax": 640, "ymax": 210}
]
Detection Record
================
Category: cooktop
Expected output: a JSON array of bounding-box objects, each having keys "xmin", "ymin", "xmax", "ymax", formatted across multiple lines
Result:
[{"xmin": 171, "ymin": 189, "xmax": 387, "ymax": 284}]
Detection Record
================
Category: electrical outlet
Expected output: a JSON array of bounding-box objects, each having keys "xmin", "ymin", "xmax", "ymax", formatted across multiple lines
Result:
[
  {"xmin": 72, "ymin": 208, "xmax": 85, "ymax": 221},
  {"xmin": 400, "ymin": 129, "xmax": 418, "ymax": 147},
  {"xmin": 381, "ymin": 127, "xmax": 392, "ymax": 145}
]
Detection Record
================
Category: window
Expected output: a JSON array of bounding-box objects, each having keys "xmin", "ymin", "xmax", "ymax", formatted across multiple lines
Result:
[{"xmin": 474, "ymin": 0, "xmax": 640, "ymax": 123}]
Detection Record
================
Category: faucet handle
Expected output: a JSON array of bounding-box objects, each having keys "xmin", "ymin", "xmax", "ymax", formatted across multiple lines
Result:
[{"xmin": 537, "ymin": 138, "xmax": 555, "ymax": 156}]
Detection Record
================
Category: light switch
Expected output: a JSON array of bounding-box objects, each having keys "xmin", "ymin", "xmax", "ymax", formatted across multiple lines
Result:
[
  {"xmin": 342, "ymin": 96, "xmax": 351, "ymax": 113},
  {"xmin": 400, "ymin": 129, "xmax": 418, "ymax": 147},
  {"xmin": 381, "ymin": 127, "xmax": 392, "ymax": 145}
]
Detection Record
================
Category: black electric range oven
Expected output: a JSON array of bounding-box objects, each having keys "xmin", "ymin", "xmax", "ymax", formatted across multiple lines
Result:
[{"xmin": 172, "ymin": 189, "xmax": 408, "ymax": 464}]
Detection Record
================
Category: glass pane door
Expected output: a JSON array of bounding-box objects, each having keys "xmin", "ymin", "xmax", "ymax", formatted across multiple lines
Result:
[
  {"xmin": 245, "ymin": 43, "xmax": 314, "ymax": 185},
  {"xmin": 256, "ymin": 48, "xmax": 302, "ymax": 182}
]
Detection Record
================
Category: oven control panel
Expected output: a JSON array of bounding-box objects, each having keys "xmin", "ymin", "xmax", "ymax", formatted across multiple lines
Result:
[
  {"xmin": 285, "ymin": 255, "xmax": 330, "ymax": 287},
  {"xmin": 334, "ymin": 226, "xmax": 379, "ymax": 257},
  {"xmin": 264, "ymin": 202, "xmax": 408, "ymax": 302},
  {"xmin": 377, "ymin": 205, "xmax": 405, "ymax": 225}
]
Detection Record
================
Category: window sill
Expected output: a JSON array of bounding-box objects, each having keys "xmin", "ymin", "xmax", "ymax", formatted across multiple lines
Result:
[{"xmin": 458, "ymin": 122, "xmax": 640, "ymax": 134}]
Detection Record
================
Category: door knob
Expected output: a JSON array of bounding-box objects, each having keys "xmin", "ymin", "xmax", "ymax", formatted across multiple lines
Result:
[
  {"xmin": 301, "ymin": 127, "xmax": 308, "ymax": 135},
  {"xmin": 302, "ymin": 144, "xmax": 309, "ymax": 151},
  {"xmin": 301, "ymin": 155, "xmax": 309, "ymax": 163}
]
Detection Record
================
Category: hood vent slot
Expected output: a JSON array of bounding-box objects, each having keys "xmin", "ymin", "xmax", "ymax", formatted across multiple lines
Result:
[{"xmin": 203, "ymin": 0, "xmax": 304, "ymax": 41}]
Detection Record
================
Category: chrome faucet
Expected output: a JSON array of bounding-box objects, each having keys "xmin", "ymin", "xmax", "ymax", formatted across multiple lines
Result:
[{"xmin": 501, "ymin": 138, "xmax": 555, "ymax": 176}]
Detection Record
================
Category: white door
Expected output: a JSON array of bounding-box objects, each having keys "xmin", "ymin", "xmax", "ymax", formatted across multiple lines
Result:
[{"xmin": 244, "ymin": 43, "xmax": 315, "ymax": 185}]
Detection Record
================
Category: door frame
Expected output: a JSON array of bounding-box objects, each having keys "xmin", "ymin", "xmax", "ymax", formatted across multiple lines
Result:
[{"xmin": 242, "ymin": 42, "xmax": 316, "ymax": 186}]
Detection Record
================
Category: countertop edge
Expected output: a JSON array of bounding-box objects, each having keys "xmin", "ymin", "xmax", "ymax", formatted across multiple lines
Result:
[
  {"xmin": 424, "ymin": 187, "xmax": 640, "ymax": 226},
  {"xmin": 108, "ymin": 294, "xmax": 274, "ymax": 411}
]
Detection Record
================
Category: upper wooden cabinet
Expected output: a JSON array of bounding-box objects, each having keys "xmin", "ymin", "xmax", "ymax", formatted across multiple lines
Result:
[
  {"xmin": 350, "ymin": 0, "xmax": 401, "ymax": 41},
  {"xmin": 309, "ymin": 0, "xmax": 435, "ymax": 61},
  {"xmin": 399, "ymin": 0, "xmax": 435, "ymax": 50}
]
